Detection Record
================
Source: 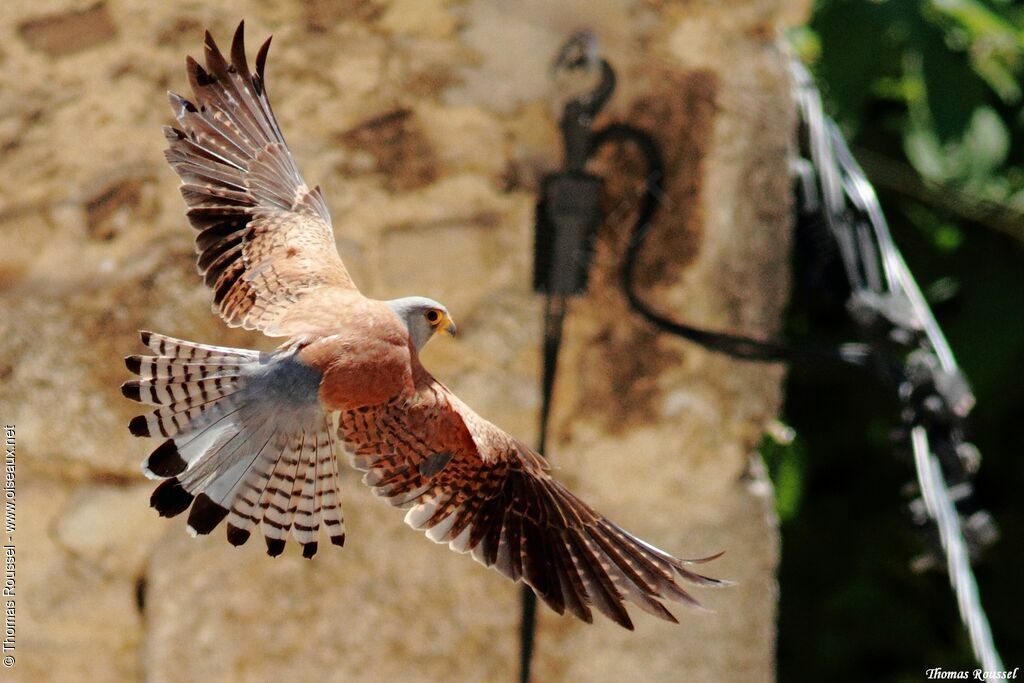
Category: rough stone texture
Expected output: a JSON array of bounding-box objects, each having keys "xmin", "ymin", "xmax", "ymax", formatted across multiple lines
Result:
[{"xmin": 0, "ymin": 1, "xmax": 806, "ymax": 681}]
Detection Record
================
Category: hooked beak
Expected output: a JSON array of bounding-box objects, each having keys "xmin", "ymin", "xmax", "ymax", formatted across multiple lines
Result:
[{"xmin": 442, "ymin": 315, "xmax": 457, "ymax": 337}]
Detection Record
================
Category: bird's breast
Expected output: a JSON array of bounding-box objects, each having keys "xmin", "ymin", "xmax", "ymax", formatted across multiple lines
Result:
[{"xmin": 297, "ymin": 311, "xmax": 415, "ymax": 412}]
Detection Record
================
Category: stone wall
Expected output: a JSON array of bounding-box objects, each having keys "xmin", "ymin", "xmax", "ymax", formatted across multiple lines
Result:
[{"xmin": 0, "ymin": 1, "xmax": 806, "ymax": 680}]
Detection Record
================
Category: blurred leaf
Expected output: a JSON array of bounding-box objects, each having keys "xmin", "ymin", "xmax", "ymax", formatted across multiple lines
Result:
[
  {"xmin": 788, "ymin": 25, "xmax": 822, "ymax": 63},
  {"xmin": 760, "ymin": 428, "xmax": 806, "ymax": 522},
  {"xmin": 925, "ymin": 275, "xmax": 961, "ymax": 303},
  {"xmin": 910, "ymin": 15, "xmax": 989, "ymax": 142},
  {"xmin": 904, "ymin": 105, "xmax": 1009, "ymax": 187},
  {"xmin": 905, "ymin": 125, "xmax": 949, "ymax": 181},
  {"xmin": 928, "ymin": 0, "xmax": 1024, "ymax": 101},
  {"xmin": 963, "ymin": 106, "xmax": 1010, "ymax": 177},
  {"xmin": 930, "ymin": 0, "xmax": 1019, "ymax": 38},
  {"xmin": 1005, "ymin": 185, "xmax": 1024, "ymax": 210},
  {"xmin": 812, "ymin": 0, "xmax": 906, "ymax": 127},
  {"xmin": 901, "ymin": 202, "xmax": 965, "ymax": 251},
  {"xmin": 934, "ymin": 222, "xmax": 966, "ymax": 250}
]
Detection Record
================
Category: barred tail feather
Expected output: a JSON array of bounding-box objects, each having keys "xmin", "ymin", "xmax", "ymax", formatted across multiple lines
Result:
[
  {"xmin": 257, "ymin": 431, "xmax": 306, "ymax": 556},
  {"xmin": 123, "ymin": 331, "xmax": 254, "ymax": 444},
  {"xmin": 138, "ymin": 330, "xmax": 260, "ymax": 362},
  {"xmin": 290, "ymin": 433, "xmax": 321, "ymax": 556},
  {"xmin": 123, "ymin": 330, "xmax": 344, "ymax": 558},
  {"xmin": 317, "ymin": 425, "xmax": 347, "ymax": 547}
]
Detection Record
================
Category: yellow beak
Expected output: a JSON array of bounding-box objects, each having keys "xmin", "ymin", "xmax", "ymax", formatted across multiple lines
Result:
[{"xmin": 442, "ymin": 315, "xmax": 457, "ymax": 337}]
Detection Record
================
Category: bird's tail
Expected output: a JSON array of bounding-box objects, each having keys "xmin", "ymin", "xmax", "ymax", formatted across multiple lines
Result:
[{"xmin": 122, "ymin": 331, "xmax": 345, "ymax": 558}]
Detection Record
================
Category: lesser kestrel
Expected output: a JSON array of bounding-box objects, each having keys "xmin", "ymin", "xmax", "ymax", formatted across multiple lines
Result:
[{"xmin": 123, "ymin": 23, "xmax": 723, "ymax": 629}]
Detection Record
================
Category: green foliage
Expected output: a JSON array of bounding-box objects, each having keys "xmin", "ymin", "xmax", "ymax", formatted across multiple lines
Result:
[
  {"xmin": 774, "ymin": 2, "xmax": 1024, "ymax": 681},
  {"xmin": 801, "ymin": 0, "xmax": 1024, "ymax": 244},
  {"xmin": 760, "ymin": 424, "xmax": 806, "ymax": 522}
]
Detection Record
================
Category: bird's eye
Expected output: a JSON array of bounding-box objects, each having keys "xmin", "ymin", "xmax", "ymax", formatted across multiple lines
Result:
[{"xmin": 425, "ymin": 309, "xmax": 441, "ymax": 324}]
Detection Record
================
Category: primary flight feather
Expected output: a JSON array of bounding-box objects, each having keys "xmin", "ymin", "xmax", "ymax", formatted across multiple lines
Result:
[{"xmin": 122, "ymin": 22, "xmax": 724, "ymax": 630}]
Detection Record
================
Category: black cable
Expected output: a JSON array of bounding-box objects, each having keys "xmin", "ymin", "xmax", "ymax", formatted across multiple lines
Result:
[
  {"xmin": 523, "ymin": 48, "xmax": 869, "ymax": 683},
  {"xmin": 518, "ymin": 585, "xmax": 538, "ymax": 683},
  {"xmin": 518, "ymin": 295, "xmax": 567, "ymax": 683},
  {"xmin": 518, "ymin": 117, "xmax": 868, "ymax": 683},
  {"xmin": 589, "ymin": 123, "xmax": 872, "ymax": 368}
]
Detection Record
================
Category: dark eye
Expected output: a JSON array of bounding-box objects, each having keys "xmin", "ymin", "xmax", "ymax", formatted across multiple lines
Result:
[{"xmin": 425, "ymin": 309, "xmax": 441, "ymax": 324}]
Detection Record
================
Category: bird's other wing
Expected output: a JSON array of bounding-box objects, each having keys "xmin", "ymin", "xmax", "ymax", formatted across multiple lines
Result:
[
  {"xmin": 339, "ymin": 374, "xmax": 726, "ymax": 630},
  {"xmin": 164, "ymin": 22, "xmax": 357, "ymax": 336}
]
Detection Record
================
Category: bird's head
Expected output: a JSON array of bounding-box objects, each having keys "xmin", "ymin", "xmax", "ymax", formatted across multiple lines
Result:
[{"xmin": 387, "ymin": 296, "xmax": 457, "ymax": 351}]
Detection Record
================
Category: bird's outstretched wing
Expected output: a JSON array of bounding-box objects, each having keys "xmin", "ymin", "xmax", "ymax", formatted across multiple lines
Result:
[
  {"xmin": 164, "ymin": 22, "xmax": 356, "ymax": 336},
  {"xmin": 339, "ymin": 372, "xmax": 725, "ymax": 629}
]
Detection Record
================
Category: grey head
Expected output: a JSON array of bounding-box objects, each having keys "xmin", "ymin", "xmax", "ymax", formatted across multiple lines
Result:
[{"xmin": 386, "ymin": 296, "xmax": 457, "ymax": 351}]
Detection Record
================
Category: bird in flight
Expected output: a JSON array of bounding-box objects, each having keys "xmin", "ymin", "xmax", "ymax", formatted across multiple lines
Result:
[{"xmin": 122, "ymin": 22, "xmax": 724, "ymax": 629}]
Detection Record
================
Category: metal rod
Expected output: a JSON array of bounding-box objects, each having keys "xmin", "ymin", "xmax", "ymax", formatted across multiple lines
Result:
[{"xmin": 911, "ymin": 427, "xmax": 1003, "ymax": 670}]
